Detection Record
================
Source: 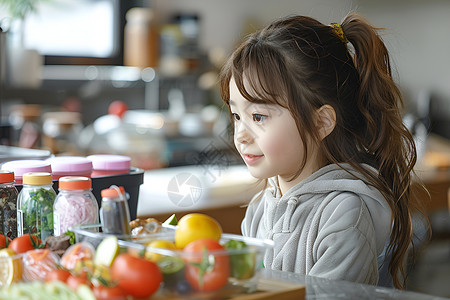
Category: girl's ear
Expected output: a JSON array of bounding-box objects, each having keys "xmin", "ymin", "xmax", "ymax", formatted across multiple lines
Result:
[{"xmin": 315, "ymin": 105, "xmax": 336, "ymax": 140}]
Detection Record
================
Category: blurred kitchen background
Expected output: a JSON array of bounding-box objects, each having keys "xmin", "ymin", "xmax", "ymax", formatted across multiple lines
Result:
[
  {"xmin": 1, "ymin": 0, "xmax": 450, "ymax": 164},
  {"xmin": 1, "ymin": 0, "xmax": 450, "ymax": 297}
]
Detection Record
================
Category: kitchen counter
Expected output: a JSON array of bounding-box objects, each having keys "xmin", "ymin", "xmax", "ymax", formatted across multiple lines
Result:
[
  {"xmin": 260, "ymin": 269, "xmax": 448, "ymax": 300},
  {"xmin": 137, "ymin": 164, "xmax": 260, "ymax": 215},
  {"xmin": 137, "ymin": 163, "xmax": 263, "ymax": 233}
]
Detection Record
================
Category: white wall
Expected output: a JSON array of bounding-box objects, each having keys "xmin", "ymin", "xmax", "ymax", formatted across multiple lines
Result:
[
  {"xmin": 154, "ymin": 0, "xmax": 354, "ymax": 54},
  {"xmin": 154, "ymin": 0, "xmax": 450, "ymax": 110},
  {"xmin": 357, "ymin": 0, "xmax": 450, "ymax": 114}
]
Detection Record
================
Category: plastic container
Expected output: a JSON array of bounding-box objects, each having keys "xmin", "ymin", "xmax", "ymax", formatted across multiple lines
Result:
[
  {"xmin": 71, "ymin": 223, "xmax": 274, "ymax": 298},
  {"xmin": 0, "ymin": 170, "xmax": 18, "ymax": 239},
  {"xmin": 46, "ymin": 156, "xmax": 93, "ymax": 180},
  {"xmin": 87, "ymin": 154, "xmax": 131, "ymax": 177},
  {"xmin": 0, "ymin": 249, "xmax": 61, "ymax": 288},
  {"xmin": 17, "ymin": 172, "xmax": 56, "ymax": 241},
  {"xmin": 53, "ymin": 176, "xmax": 99, "ymax": 236},
  {"xmin": 100, "ymin": 186, "xmax": 131, "ymax": 235},
  {"xmin": 1, "ymin": 160, "xmax": 52, "ymax": 185}
]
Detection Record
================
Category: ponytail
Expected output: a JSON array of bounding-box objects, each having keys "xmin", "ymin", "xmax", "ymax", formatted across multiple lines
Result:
[{"xmin": 341, "ymin": 13, "xmax": 429, "ymax": 289}]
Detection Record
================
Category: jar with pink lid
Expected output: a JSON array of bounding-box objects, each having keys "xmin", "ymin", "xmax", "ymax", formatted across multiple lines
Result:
[
  {"xmin": 87, "ymin": 154, "xmax": 131, "ymax": 177},
  {"xmin": 53, "ymin": 176, "xmax": 99, "ymax": 236},
  {"xmin": 46, "ymin": 156, "xmax": 93, "ymax": 180},
  {"xmin": 1, "ymin": 160, "xmax": 52, "ymax": 185}
]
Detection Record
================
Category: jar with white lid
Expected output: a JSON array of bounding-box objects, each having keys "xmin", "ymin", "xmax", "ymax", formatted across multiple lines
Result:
[
  {"xmin": 53, "ymin": 176, "xmax": 99, "ymax": 236},
  {"xmin": 0, "ymin": 170, "xmax": 18, "ymax": 239},
  {"xmin": 17, "ymin": 172, "xmax": 56, "ymax": 240}
]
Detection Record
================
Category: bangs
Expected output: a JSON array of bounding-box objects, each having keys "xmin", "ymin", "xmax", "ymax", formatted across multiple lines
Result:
[{"xmin": 220, "ymin": 38, "xmax": 289, "ymax": 108}]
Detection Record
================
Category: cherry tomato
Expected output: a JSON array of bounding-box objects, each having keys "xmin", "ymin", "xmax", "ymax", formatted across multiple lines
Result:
[
  {"xmin": 184, "ymin": 238, "xmax": 230, "ymax": 292},
  {"xmin": 0, "ymin": 234, "xmax": 12, "ymax": 248},
  {"xmin": 67, "ymin": 272, "xmax": 92, "ymax": 291},
  {"xmin": 45, "ymin": 269, "xmax": 71, "ymax": 283},
  {"xmin": 93, "ymin": 284, "xmax": 127, "ymax": 300},
  {"xmin": 8, "ymin": 234, "xmax": 42, "ymax": 253},
  {"xmin": 111, "ymin": 253, "xmax": 162, "ymax": 298},
  {"xmin": 22, "ymin": 249, "xmax": 60, "ymax": 281}
]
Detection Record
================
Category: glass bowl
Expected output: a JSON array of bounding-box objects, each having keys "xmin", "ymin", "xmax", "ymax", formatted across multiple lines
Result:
[{"xmin": 70, "ymin": 223, "xmax": 274, "ymax": 298}]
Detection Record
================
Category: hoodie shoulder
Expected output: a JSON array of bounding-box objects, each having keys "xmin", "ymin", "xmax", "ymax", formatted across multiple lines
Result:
[
  {"xmin": 318, "ymin": 191, "xmax": 390, "ymax": 254},
  {"xmin": 319, "ymin": 192, "xmax": 372, "ymax": 232}
]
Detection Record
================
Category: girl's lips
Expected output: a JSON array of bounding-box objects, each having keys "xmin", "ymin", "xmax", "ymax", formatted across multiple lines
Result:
[{"xmin": 242, "ymin": 154, "xmax": 263, "ymax": 165}]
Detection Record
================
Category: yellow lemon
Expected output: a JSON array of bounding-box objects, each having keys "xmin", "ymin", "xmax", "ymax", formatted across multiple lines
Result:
[
  {"xmin": 174, "ymin": 213, "xmax": 222, "ymax": 249},
  {"xmin": 145, "ymin": 240, "xmax": 177, "ymax": 262},
  {"xmin": 0, "ymin": 248, "xmax": 22, "ymax": 288}
]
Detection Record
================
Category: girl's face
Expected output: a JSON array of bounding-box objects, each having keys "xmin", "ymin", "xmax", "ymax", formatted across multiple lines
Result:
[{"xmin": 229, "ymin": 78, "xmax": 320, "ymax": 193}]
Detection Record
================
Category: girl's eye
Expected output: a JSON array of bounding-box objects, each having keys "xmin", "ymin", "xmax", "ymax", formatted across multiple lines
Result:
[
  {"xmin": 231, "ymin": 113, "xmax": 240, "ymax": 121},
  {"xmin": 252, "ymin": 113, "xmax": 266, "ymax": 123}
]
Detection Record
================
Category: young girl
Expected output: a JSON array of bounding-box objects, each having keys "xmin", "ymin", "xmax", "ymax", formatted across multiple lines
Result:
[{"xmin": 219, "ymin": 13, "xmax": 428, "ymax": 289}]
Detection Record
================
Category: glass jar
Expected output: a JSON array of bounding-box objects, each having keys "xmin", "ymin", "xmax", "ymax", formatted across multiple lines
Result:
[
  {"xmin": 53, "ymin": 176, "xmax": 99, "ymax": 236},
  {"xmin": 0, "ymin": 170, "xmax": 18, "ymax": 239},
  {"xmin": 17, "ymin": 172, "xmax": 56, "ymax": 241},
  {"xmin": 100, "ymin": 186, "xmax": 131, "ymax": 235}
]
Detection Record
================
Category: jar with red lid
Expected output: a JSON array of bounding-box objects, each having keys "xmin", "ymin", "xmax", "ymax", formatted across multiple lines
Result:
[
  {"xmin": 53, "ymin": 176, "xmax": 99, "ymax": 236},
  {"xmin": 100, "ymin": 186, "xmax": 131, "ymax": 234},
  {"xmin": 0, "ymin": 170, "xmax": 18, "ymax": 239}
]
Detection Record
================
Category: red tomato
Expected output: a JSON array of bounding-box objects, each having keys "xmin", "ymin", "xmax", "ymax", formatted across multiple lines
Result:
[
  {"xmin": 184, "ymin": 238, "xmax": 230, "ymax": 292},
  {"xmin": 0, "ymin": 234, "xmax": 12, "ymax": 248},
  {"xmin": 111, "ymin": 253, "xmax": 162, "ymax": 298},
  {"xmin": 22, "ymin": 249, "xmax": 60, "ymax": 281},
  {"xmin": 8, "ymin": 234, "xmax": 42, "ymax": 253},
  {"xmin": 67, "ymin": 272, "xmax": 91, "ymax": 291},
  {"xmin": 93, "ymin": 284, "xmax": 127, "ymax": 300},
  {"xmin": 45, "ymin": 269, "xmax": 71, "ymax": 283}
]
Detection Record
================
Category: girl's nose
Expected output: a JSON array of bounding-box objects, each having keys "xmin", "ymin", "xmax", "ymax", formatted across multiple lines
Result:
[{"xmin": 235, "ymin": 123, "xmax": 253, "ymax": 144}]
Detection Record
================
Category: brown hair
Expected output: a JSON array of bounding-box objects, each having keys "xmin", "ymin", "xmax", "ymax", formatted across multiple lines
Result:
[{"xmin": 219, "ymin": 13, "xmax": 429, "ymax": 289}]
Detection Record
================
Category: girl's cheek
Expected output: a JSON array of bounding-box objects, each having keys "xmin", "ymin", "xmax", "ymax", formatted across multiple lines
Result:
[{"xmin": 259, "ymin": 133, "xmax": 283, "ymax": 155}]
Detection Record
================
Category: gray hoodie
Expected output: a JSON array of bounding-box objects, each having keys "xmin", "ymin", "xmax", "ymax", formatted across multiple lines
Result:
[{"xmin": 241, "ymin": 163, "xmax": 391, "ymax": 285}]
